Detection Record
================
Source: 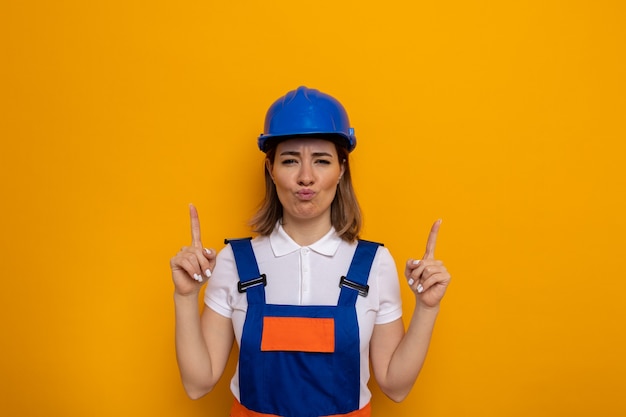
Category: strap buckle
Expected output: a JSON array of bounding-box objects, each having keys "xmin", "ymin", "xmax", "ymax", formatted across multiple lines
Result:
[
  {"xmin": 339, "ymin": 276, "xmax": 369, "ymax": 297},
  {"xmin": 237, "ymin": 274, "xmax": 267, "ymax": 293}
]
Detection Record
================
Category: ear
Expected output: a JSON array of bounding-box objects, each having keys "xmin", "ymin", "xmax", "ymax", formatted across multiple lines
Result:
[
  {"xmin": 339, "ymin": 159, "xmax": 346, "ymax": 180},
  {"xmin": 265, "ymin": 158, "xmax": 274, "ymax": 181}
]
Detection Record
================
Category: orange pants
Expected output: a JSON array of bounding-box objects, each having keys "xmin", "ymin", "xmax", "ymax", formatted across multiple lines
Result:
[{"xmin": 230, "ymin": 398, "xmax": 371, "ymax": 417}]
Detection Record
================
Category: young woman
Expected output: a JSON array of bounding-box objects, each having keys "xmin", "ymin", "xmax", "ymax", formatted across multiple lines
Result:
[{"xmin": 170, "ymin": 86, "xmax": 451, "ymax": 417}]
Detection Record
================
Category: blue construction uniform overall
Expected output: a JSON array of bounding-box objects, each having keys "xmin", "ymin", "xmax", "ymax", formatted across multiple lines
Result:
[{"xmin": 228, "ymin": 238, "xmax": 381, "ymax": 417}]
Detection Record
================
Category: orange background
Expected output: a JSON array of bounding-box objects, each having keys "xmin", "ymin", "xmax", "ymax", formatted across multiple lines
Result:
[{"xmin": 1, "ymin": 1, "xmax": 625, "ymax": 416}]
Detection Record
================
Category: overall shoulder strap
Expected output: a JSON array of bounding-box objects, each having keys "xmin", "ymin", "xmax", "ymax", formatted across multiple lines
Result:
[
  {"xmin": 225, "ymin": 238, "xmax": 266, "ymax": 305},
  {"xmin": 338, "ymin": 239, "xmax": 382, "ymax": 306}
]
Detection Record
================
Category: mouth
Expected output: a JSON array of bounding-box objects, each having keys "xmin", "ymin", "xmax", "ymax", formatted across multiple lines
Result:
[{"xmin": 295, "ymin": 189, "xmax": 316, "ymax": 200}]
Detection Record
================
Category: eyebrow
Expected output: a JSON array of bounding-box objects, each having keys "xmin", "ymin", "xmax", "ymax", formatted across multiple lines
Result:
[{"xmin": 279, "ymin": 151, "xmax": 334, "ymax": 157}]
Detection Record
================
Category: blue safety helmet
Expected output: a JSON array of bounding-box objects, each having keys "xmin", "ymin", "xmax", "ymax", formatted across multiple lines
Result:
[{"xmin": 258, "ymin": 86, "xmax": 356, "ymax": 153}]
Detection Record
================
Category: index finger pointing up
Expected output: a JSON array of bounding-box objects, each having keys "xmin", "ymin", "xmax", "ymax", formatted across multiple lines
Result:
[
  {"xmin": 189, "ymin": 203, "xmax": 203, "ymax": 248},
  {"xmin": 423, "ymin": 219, "xmax": 442, "ymax": 260}
]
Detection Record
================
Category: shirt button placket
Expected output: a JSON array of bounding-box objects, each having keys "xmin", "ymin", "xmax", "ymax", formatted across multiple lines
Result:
[{"xmin": 301, "ymin": 247, "xmax": 310, "ymax": 294}]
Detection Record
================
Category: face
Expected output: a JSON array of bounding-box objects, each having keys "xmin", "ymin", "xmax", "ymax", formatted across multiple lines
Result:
[{"xmin": 268, "ymin": 138, "xmax": 345, "ymax": 227}]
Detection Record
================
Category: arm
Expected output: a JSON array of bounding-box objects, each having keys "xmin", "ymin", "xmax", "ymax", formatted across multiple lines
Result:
[
  {"xmin": 174, "ymin": 295, "xmax": 234, "ymax": 399},
  {"xmin": 370, "ymin": 305, "xmax": 439, "ymax": 402},
  {"xmin": 370, "ymin": 220, "xmax": 450, "ymax": 402},
  {"xmin": 171, "ymin": 204, "xmax": 235, "ymax": 399}
]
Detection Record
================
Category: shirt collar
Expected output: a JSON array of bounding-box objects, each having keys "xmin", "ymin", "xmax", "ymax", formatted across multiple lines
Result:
[{"xmin": 269, "ymin": 221, "xmax": 342, "ymax": 257}]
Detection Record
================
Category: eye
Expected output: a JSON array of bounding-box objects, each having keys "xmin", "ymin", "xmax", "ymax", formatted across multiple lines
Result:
[
  {"xmin": 315, "ymin": 159, "xmax": 332, "ymax": 165},
  {"xmin": 281, "ymin": 158, "xmax": 298, "ymax": 165}
]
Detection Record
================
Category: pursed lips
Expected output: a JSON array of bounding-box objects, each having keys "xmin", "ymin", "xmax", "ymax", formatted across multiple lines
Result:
[{"xmin": 295, "ymin": 189, "xmax": 316, "ymax": 200}]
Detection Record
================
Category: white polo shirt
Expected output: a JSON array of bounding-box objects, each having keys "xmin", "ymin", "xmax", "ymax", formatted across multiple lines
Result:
[{"xmin": 205, "ymin": 223, "xmax": 403, "ymax": 408}]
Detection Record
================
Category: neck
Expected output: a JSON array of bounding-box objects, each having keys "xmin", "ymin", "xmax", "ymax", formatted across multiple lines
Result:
[{"xmin": 282, "ymin": 216, "xmax": 332, "ymax": 246}]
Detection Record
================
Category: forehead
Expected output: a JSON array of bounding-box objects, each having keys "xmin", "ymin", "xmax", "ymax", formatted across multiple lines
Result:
[{"xmin": 275, "ymin": 137, "xmax": 338, "ymax": 155}]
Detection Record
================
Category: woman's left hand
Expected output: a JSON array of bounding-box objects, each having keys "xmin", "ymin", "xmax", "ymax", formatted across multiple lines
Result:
[{"xmin": 405, "ymin": 219, "xmax": 451, "ymax": 308}]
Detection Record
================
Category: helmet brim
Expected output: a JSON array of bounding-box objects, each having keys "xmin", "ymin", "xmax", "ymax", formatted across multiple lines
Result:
[{"xmin": 258, "ymin": 132, "xmax": 356, "ymax": 153}]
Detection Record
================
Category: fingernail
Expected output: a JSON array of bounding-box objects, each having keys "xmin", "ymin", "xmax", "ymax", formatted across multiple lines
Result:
[
  {"xmin": 205, "ymin": 269, "xmax": 212, "ymax": 278},
  {"xmin": 204, "ymin": 248, "xmax": 212, "ymax": 255},
  {"xmin": 412, "ymin": 260, "xmax": 421, "ymax": 265},
  {"xmin": 408, "ymin": 278, "xmax": 414, "ymax": 286},
  {"xmin": 417, "ymin": 284, "xmax": 424, "ymax": 293},
  {"xmin": 194, "ymin": 273, "xmax": 203, "ymax": 282}
]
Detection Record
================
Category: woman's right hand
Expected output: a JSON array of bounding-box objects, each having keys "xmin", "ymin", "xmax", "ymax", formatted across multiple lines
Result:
[{"xmin": 170, "ymin": 204, "xmax": 216, "ymax": 297}]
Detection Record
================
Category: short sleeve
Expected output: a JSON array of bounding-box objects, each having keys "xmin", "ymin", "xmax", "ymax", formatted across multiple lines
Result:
[
  {"xmin": 373, "ymin": 246, "xmax": 403, "ymax": 325},
  {"xmin": 204, "ymin": 244, "xmax": 238, "ymax": 318}
]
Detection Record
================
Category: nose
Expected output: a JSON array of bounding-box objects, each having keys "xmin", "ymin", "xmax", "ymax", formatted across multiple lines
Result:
[{"xmin": 297, "ymin": 162, "xmax": 314, "ymax": 186}]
